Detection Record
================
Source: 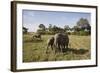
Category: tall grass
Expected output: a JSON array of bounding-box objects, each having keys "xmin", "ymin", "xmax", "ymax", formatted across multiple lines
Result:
[{"xmin": 23, "ymin": 33, "xmax": 91, "ymax": 62}]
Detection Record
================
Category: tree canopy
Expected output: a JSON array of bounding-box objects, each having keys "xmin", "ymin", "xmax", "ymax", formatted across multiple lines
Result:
[
  {"xmin": 76, "ymin": 18, "xmax": 91, "ymax": 30},
  {"xmin": 39, "ymin": 24, "xmax": 46, "ymax": 31}
]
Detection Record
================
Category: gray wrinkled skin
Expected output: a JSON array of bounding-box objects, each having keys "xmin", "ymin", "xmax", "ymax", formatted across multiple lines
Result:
[
  {"xmin": 46, "ymin": 37, "xmax": 54, "ymax": 53},
  {"xmin": 54, "ymin": 33, "xmax": 69, "ymax": 52}
]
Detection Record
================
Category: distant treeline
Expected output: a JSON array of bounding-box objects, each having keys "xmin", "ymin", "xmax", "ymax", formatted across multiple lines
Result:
[{"xmin": 23, "ymin": 18, "xmax": 91, "ymax": 36}]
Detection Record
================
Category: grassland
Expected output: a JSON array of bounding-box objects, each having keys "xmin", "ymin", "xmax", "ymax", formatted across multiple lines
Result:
[{"xmin": 23, "ymin": 33, "xmax": 91, "ymax": 62}]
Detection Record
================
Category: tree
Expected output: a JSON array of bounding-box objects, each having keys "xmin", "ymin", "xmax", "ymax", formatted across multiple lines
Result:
[
  {"xmin": 23, "ymin": 27, "xmax": 28, "ymax": 34},
  {"xmin": 77, "ymin": 18, "xmax": 90, "ymax": 30},
  {"xmin": 48, "ymin": 24, "xmax": 52, "ymax": 31},
  {"xmin": 39, "ymin": 24, "xmax": 46, "ymax": 31},
  {"xmin": 64, "ymin": 25, "xmax": 70, "ymax": 31},
  {"xmin": 52, "ymin": 25, "xmax": 64, "ymax": 33},
  {"xmin": 52, "ymin": 25, "xmax": 58, "ymax": 32},
  {"xmin": 73, "ymin": 26, "xmax": 80, "ymax": 31}
]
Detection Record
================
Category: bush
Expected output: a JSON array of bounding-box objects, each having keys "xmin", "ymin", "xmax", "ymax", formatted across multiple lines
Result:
[
  {"xmin": 71, "ymin": 31, "xmax": 79, "ymax": 35},
  {"xmin": 71, "ymin": 31, "xmax": 90, "ymax": 36},
  {"xmin": 79, "ymin": 31, "xmax": 90, "ymax": 36},
  {"xmin": 37, "ymin": 30, "xmax": 46, "ymax": 35}
]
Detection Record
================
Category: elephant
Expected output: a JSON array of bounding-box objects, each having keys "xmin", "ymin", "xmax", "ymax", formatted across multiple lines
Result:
[
  {"xmin": 46, "ymin": 36, "xmax": 54, "ymax": 53},
  {"xmin": 54, "ymin": 33, "xmax": 69, "ymax": 53},
  {"xmin": 33, "ymin": 33, "xmax": 41, "ymax": 40}
]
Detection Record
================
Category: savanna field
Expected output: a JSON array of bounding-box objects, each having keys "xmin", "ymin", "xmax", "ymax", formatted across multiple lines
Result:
[{"xmin": 23, "ymin": 33, "xmax": 91, "ymax": 62}]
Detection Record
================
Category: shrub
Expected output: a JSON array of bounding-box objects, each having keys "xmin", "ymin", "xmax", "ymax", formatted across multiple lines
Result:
[
  {"xmin": 37, "ymin": 30, "xmax": 46, "ymax": 35},
  {"xmin": 71, "ymin": 31, "xmax": 79, "ymax": 35},
  {"xmin": 71, "ymin": 31, "xmax": 90, "ymax": 36},
  {"xmin": 79, "ymin": 31, "xmax": 89, "ymax": 36}
]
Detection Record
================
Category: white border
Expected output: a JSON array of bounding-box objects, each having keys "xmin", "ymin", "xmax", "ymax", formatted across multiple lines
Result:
[{"xmin": 17, "ymin": 4, "xmax": 96, "ymax": 69}]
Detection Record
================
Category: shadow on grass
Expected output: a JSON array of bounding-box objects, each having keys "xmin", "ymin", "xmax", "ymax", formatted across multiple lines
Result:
[
  {"xmin": 62, "ymin": 48, "xmax": 89, "ymax": 55},
  {"xmin": 46, "ymin": 47, "xmax": 89, "ymax": 55}
]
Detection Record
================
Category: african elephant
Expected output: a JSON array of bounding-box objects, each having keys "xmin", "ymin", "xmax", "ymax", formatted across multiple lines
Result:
[
  {"xmin": 54, "ymin": 33, "xmax": 69, "ymax": 53},
  {"xmin": 46, "ymin": 36, "xmax": 54, "ymax": 53}
]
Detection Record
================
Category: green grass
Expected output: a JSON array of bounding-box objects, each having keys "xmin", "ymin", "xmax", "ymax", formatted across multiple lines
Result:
[{"xmin": 23, "ymin": 33, "xmax": 91, "ymax": 62}]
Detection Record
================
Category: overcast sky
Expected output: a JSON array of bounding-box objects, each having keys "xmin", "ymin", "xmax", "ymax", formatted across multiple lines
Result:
[{"xmin": 22, "ymin": 10, "xmax": 91, "ymax": 32}]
